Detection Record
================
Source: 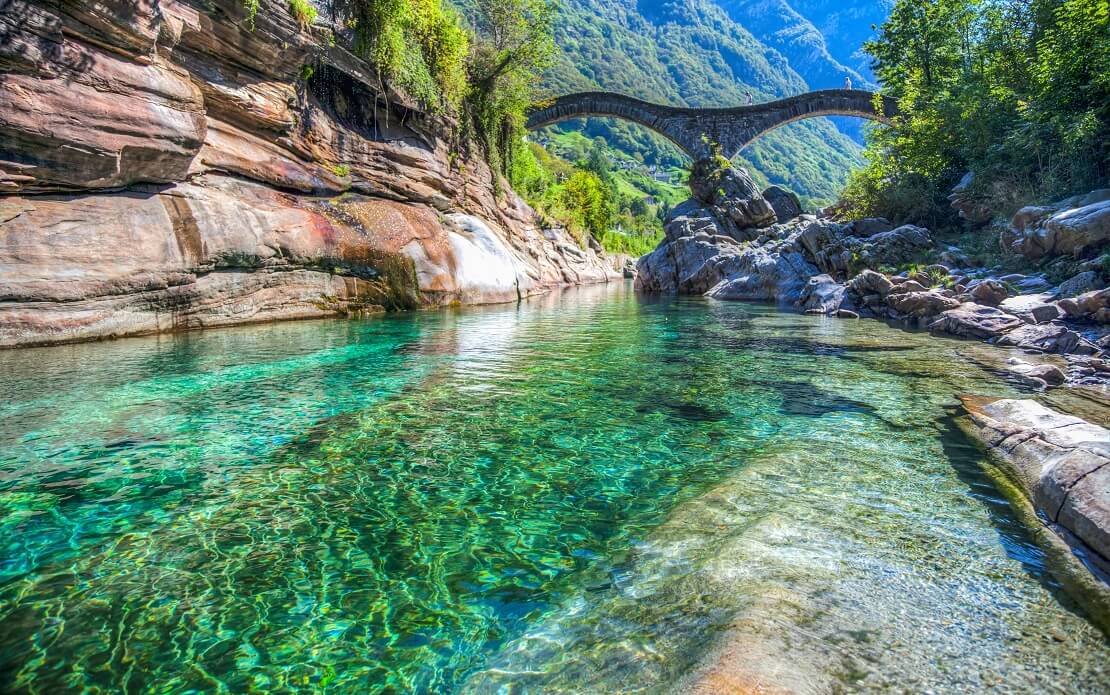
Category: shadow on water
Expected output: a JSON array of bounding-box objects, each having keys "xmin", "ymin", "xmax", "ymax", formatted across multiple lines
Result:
[{"xmin": 635, "ymin": 400, "xmax": 732, "ymax": 422}]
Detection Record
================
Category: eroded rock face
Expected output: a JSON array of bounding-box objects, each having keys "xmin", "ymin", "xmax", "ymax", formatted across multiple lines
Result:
[{"xmin": 0, "ymin": 0, "xmax": 616, "ymax": 347}]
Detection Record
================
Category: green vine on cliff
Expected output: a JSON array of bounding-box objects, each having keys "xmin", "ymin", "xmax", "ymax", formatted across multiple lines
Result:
[{"xmin": 243, "ymin": 0, "xmax": 261, "ymax": 28}]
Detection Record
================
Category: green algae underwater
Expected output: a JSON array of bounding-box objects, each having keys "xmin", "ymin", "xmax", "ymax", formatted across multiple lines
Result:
[{"xmin": 0, "ymin": 283, "xmax": 1107, "ymax": 693}]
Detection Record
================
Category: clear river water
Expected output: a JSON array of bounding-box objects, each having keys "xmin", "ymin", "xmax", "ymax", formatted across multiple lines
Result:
[{"xmin": 1, "ymin": 283, "xmax": 1107, "ymax": 694}]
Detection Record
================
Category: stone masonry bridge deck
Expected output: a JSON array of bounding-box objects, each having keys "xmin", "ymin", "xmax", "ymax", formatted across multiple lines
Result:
[{"xmin": 526, "ymin": 89, "xmax": 898, "ymax": 160}]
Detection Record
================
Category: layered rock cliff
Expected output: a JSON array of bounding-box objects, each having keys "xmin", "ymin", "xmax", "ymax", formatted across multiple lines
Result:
[{"xmin": 0, "ymin": 0, "xmax": 616, "ymax": 348}]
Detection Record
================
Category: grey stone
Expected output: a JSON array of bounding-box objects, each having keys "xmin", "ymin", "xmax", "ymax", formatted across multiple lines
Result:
[
  {"xmin": 1026, "ymin": 364, "xmax": 1067, "ymax": 386},
  {"xmin": 887, "ymin": 290, "xmax": 960, "ymax": 317},
  {"xmin": 1008, "ymin": 191, "xmax": 1110, "ymax": 259},
  {"xmin": 1031, "ymin": 303, "xmax": 1062, "ymax": 324},
  {"xmin": 995, "ymin": 322, "xmax": 1101, "ymax": 355},
  {"xmin": 970, "ymin": 279, "xmax": 1010, "ymax": 306},
  {"xmin": 929, "ymin": 303, "xmax": 1023, "ymax": 339},
  {"xmin": 887, "ymin": 280, "xmax": 928, "ymax": 295},
  {"xmin": 847, "ymin": 269, "xmax": 893, "ymax": 297},
  {"xmin": 689, "ymin": 160, "xmax": 776, "ymax": 229},
  {"xmin": 762, "ymin": 185, "xmax": 803, "ymax": 223},
  {"xmin": 1057, "ymin": 271, "xmax": 1100, "ymax": 299},
  {"xmin": 798, "ymin": 274, "xmax": 847, "ymax": 314}
]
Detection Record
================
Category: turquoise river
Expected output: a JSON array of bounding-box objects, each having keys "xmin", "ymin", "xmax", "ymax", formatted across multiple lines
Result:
[{"xmin": 1, "ymin": 283, "xmax": 1108, "ymax": 693}]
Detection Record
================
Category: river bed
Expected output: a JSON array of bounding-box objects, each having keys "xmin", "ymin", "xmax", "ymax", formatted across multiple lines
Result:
[{"xmin": 0, "ymin": 283, "xmax": 1107, "ymax": 693}]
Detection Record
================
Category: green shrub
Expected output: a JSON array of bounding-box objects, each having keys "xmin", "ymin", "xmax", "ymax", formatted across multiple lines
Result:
[
  {"xmin": 328, "ymin": 0, "xmax": 469, "ymax": 109},
  {"xmin": 845, "ymin": 0, "xmax": 1110, "ymax": 227},
  {"xmin": 242, "ymin": 0, "xmax": 261, "ymax": 27},
  {"xmin": 290, "ymin": 0, "xmax": 317, "ymax": 27}
]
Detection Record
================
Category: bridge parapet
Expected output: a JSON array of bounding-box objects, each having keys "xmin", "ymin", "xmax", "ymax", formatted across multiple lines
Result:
[{"xmin": 526, "ymin": 89, "xmax": 898, "ymax": 160}]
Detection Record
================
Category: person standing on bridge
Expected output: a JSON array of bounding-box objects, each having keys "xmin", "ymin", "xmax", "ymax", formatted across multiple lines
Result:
[
  {"xmin": 844, "ymin": 75, "xmax": 853, "ymax": 90},
  {"xmin": 745, "ymin": 90, "xmax": 753, "ymax": 105}
]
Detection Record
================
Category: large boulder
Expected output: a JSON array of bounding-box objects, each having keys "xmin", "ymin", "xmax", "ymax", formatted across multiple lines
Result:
[
  {"xmin": 867, "ymin": 224, "xmax": 933, "ymax": 261},
  {"xmin": 637, "ymin": 197, "xmax": 818, "ymax": 304},
  {"xmin": 688, "ymin": 159, "xmax": 776, "ymax": 230},
  {"xmin": 1059, "ymin": 288, "xmax": 1110, "ymax": 322},
  {"xmin": 762, "ymin": 185, "xmax": 803, "ymax": 223},
  {"xmin": 996, "ymin": 323, "xmax": 1096, "ymax": 355},
  {"xmin": 1057, "ymin": 271, "xmax": 1101, "ymax": 299},
  {"xmin": 887, "ymin": 290, "xmax": 960, "ymax": 317},
  {"xmin": 704, "ymin": 248, "xmax": 817, "ymax": 305},
  {"xmin": 928, "ymin": 303, "xmax": 1023, "ymax": 339},
  {"xmin": 797, "ymin": 222, "xmax": 933, "ymax": 277},
  {"xmin": 847, "ymin": 269, "xmax": 894, "ymax": 297},
  {"xmin": 1007, "ymin": 190, "xmax": 1110, "ymax": 259},
  {"xmin": 636, "ymin": 202, "xmax": 746, "ymax": 294},
  {"xmin": 798, "ymin": 274, "xmax": 848, "ymax": 314},
  {"xmin": 969, "ymin": 279, "xmax": 1010, "ymax": 307}
]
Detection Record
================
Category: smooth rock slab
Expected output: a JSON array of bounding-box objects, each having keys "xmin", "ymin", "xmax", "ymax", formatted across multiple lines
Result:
[{"xmin": 960, "ymin": 397, "xmax": 1110, "ymax": 569}]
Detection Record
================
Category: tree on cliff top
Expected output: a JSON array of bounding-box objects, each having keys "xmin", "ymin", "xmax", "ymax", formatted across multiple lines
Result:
[{"xmin": 462, "ymin": 0, "xmax": 556, "ymax": 174}]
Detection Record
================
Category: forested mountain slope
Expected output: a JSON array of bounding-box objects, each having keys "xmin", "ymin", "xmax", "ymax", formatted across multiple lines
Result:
[{"xmin": 538, "ymin": 0, "xmax": 878, "ymax": 206}]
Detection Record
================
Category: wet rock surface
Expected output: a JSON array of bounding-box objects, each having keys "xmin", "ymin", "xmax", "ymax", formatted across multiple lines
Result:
[{"xmin": 959, "ymin": 397, "xmax": 1110, "ymax": 614}]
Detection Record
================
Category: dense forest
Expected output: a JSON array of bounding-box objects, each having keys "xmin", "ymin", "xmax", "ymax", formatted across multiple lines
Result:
[{"xmin": 841, "ymin": 0, "xmax": 1110, "ymax": 233}]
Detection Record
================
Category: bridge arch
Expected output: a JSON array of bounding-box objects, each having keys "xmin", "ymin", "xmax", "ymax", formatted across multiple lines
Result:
[{"xmin": 525, "ymin": 89, "xmax": 898, "ymax": 161}]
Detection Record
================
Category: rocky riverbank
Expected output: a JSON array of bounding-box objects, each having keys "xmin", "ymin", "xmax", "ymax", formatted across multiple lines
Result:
[
  {"xmin": 637, "ymin": 158, "xmax": 1110, "ymax": 390},
  {"xmin": 0, "ymin": 0, "xmax": 616, "ymax": 348},
  {"xmin": 636, "ymin": 156, "xmax": 1110, "ymax": 625}
]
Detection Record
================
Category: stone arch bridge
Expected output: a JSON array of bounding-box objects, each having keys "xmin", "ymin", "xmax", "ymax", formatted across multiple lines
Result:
[{"xmin": 525, "ymin": 89, "xmax": 898, "ymax": 161}]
